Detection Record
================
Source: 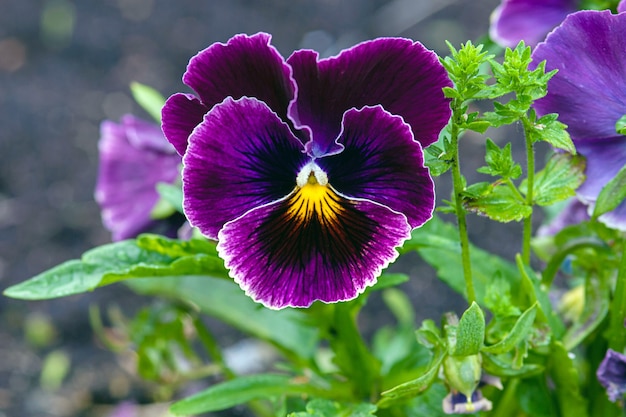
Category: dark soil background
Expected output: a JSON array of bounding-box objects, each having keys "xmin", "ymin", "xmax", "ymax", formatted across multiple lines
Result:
[{"xmin": 0, "ymin": 1, "xmax": 528, "ymax": 416}]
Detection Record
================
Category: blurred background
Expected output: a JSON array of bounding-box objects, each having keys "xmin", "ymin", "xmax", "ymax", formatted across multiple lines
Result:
[{"xmin": 0, "ymin": 0, "xmax": 512, "ymax": 416}]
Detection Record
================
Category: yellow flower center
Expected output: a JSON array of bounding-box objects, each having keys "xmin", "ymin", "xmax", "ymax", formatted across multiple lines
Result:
[{"xmin": 288, "ymin": 162, "xmax": 343, "ymax": 222}]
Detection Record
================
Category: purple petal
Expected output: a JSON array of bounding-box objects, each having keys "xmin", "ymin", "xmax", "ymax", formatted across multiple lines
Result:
[
  {"xmin": 489, "ymin": 0, "xmax": 576, "ymax": 48},
  {"xmin": 620, "ymin": 1, "xmax": 626, "ymax": 14},
  {"xmin": 597, "ymin": 349, "xmax": 626, "ymax": 402},
  {"xmin": 537, "ymin": 198, "xmax": 590, "ymax": 236},
  {"xmin": 184, "ymin": 32, "xmax": 294, "ymax": 123},
  {"xmin": 95, "ymin": 116, "xmax": 181, "ymax": 241},
  {"xmin": 287, "ymin": 38, "xmax": 451, "ymax": 156},
  {"xmin": 182, "ymin": 97, "xmax": 308, "ymax": 239},
  {"xmin": 532, "ymin": 10, "xmax": 626, "ymax": 140},
  {"xmin": 575, "ymin": 138, "xmax": 626, "ymax": 230},
  {"xmin": 217, "ymin": 187, "xmax": 411, "ymax": 309},
  {"xmin": 317, "ymin": 106, "xmax": 434, "ymax": 229},
  {"xmin": 162, "ymin": 93, "xmax": 209, "ymax": 155}
]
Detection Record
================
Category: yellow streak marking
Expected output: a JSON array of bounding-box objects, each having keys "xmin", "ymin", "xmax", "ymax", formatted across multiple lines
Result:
[{"xmin": 288, "ymin": 173, "xmax": 343, "ymax": 222}]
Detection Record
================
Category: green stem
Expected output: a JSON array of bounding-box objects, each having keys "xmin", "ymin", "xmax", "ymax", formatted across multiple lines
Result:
[
  {"xmin": 521, "ymin": 117, "xmax": 535, "ymax": 265},
  {"xmin": 608, "ymin": 240, "xmax": 626, "ymax": 352},
  {"xmin": 491, "ymin": 378, "xmax": 519, "ymax": 417},
  {"xmin": 450, "ymin": 107, "xmax": 476, "ymax": 305}
]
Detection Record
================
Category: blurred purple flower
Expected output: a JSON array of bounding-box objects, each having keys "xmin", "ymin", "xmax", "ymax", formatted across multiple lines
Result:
[
  {"xmin": 95, "ymin": 115, "xmax": 182, "ymax": 241},
  {"xmin": 597, "ymin": 349, "xmax": 626, "ymax": 402},
  {"xmin": 489, "ymin": 0, "xmax": 577, "ymax": 48},
  {"xmin": 532, "ymin": 10, "xmax": 626, "ymax": 230},
  {"xmin": 537, "ymin": 199, "xmax": 590, "ymax": 236},
  {"xmin": 162, "ymin": 33, "xmax": 452, "ymax": 309}
]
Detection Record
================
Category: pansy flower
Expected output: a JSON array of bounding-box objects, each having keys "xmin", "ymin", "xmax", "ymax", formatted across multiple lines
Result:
[
  {"xmin": 489, "ymin": 0, "xmax": 577, "ymax": 48},
  {"xmin": 532, "ymin": 10, "xmax": 626, "ymax": 230},
  {"xmin": 95, "ymin": 115, "xmax": 183, "ymax": 241},
  {"xmin": 597, "ymin": 349, "xmax": 626, "ymax": 402},
  {"xmin": 162, "ymin": 33, "xmax": 451, "ymax": 309}
]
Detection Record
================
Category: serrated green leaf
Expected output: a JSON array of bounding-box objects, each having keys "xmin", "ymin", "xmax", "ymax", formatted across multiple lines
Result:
[
  {"xmin": 525, "ymin": 152, "xmax": 586, "ymax": 206},
  {"xmin": 465, "ymin": 184, "xmax": 531, "ymax": 222},
  {"xmin": 477, "ymin": 139, "xmax": 522, "ymax": 179},
  {"xmin": 170, "ymin": 374, "xmax": 322, "ymax": 415},
  {"xmin": 401, "ymin": 216, "xmax": 520, "ymax": 304},
  {"xmin": 130, "ymin": 81, "xmax": 166, "ymax": 122},
  {"xmin": 593, "ymin": 164, "xmax": 626, "ymax": 218},
  {"xmin": 288, "ymin": 399, "xmax": 377, "ymax": 417},
  {"xmin": 127, "ymin": 275, "xmax": 318, "ymax": 359},
  {"xmin": 482, "ymin": 303, "xmax": 537, "ymax": 354},
  {"xmin": 534, "ymin": 116, "xmax": 575, "ymax": 153},
  {"xmin": 454, "ymin": 302, "xmax": 485, "ymax": 356}
]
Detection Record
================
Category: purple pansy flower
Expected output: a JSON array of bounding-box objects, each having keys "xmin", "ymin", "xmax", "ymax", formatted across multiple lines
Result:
[
  {"xmin": 537, "ymin": 198, "xmax": 590, "ymax": 236},
  {"xmin": 162, "ymin": 33, "xmax": 451, "ymax": 309},
  {"xmin": 597, "ymin": 349, "xmax": 626, "ymax": 402},
  {"xmin": 532, "ymin": 10, "xmax": 626, "ymax": 230},
  {"xmin": 95, "ymin": 115, "xmax": 182, "ymax": 241},
  {"xmin": 490, "ymin": 0, "xmax": 577, "ymax": 48}
]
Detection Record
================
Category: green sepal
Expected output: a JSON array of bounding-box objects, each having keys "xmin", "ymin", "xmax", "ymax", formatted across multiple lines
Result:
[
  {"xmin": 155, "ymin": 182, "xmax": 184, "ymax": 214},
  {"xmin": 130, "ymin": 81, "xmax": 166, "ymax": 122},
  {"xmin": 593, "ymin": 163, "xmax": 626, "ymax": 218},
  {"xmin": 416, "ymin": 319, "xmax": 443, "ymax": 350},
  {"xmin": 523, "ymin": 152, "xmax": 586, "ymax": 206},
  {"xmin": 169, "ymin": 374, "xmax": 326, "ymax": 415},
  {"xmin": 454, "ymin": 302, "xmax": 485, "ymax": 356},
  {"xmin": 288, "ymin": 399, "xmax": 377, "ymax": 417},
  {"xmin": 482, "ymin": 303, "xmax": 537, "ymax": 354}
]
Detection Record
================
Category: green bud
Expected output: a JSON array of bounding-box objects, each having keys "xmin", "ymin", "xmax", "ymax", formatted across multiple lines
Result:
[{"xmin": 443, "ymin": 353, "xmax": 482, "ymax": 399}]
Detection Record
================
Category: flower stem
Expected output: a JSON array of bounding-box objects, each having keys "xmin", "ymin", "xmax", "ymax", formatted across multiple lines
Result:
[
  {"xmin": 450, "ymin": 113, "xmax": 476, "ymax": 304},
  {"xmin": 521, "ymin": 117, "xmax": 535, "ymax": 265},
  {"xmin": 608, "ymin": 239, "xmax": 626, "ymax": 352}
]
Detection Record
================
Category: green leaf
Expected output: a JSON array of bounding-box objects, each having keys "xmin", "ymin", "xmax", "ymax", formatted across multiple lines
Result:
[
  {"xmin": 155, "ymin": 182, "xmax": 184, "ymax": 215},
  {"xmin": 382, "ymin": 288, "xmax": 414, "ymax": 328},
  {"xmin": 524, "ymin": 152, "xmax": 586, "ymax": 206},
  {"xmin": 533, "ymin": 115, "xmax": 576, "ymax": 153},
  {"xmin": 129, "ymin": 81, "xmax": 166, "ymax": 122},
  {"xmin": 615, "ymin": 114, "xmax": 626, "ymax": 135},
  {"xmin": 404, "ymin": 383, "xmax": 449, "ymax": 417},
  {"xmin": 127, "ymin": 275, "xmax": 318, "ymax": 360},
  {"xmin": 401, "ymin": 215, "xmax": 520, "ymax": 304},
  {"xmin": 454, "ymin": 302, "xmax": 485, "ymax": 356},
  {"xmin": 170, "ymin": 374, "xmax": 322, "ymax": 415},
  {"xmin": 4, "ymin": 237, "xmax": 230, "ymax": 300},
  {"xmin": 477, "ymin": 139, "xmax": 522, "ymax": 179},
  {"xmin": 482, "ymin": 352, "xmax": 543, "ymax": 377},
  {"xmin": 549, "ymin": 342, "xmax": 588, "ymax": 417},
  {"xmin": 288, "ymin": 399, "xmax": 377, "ymax": 417},
  {"xmin": 377, "ymin": 347, "xmax": 446, "ymax": 408},
  {"xmin": 464, "ymin": 184, "xmax": 531, "ymax": 222},
  {"xmin": 482, "ymin": 303, "xmax": 537, "ymax": 354},
  {"xmin": 593, "ymin": 164, "xmax": 626, "ymax": 218},
  {"xmin": 517, "ymin": 377, "xmax": 558, "ymax": 417}
]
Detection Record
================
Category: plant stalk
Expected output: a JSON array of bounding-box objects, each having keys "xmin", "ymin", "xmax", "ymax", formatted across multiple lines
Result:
[
  {"xmin": 521, "ymin": 117, "xmax": 535, "ymax": 265},
  {"xmin": 609, "ymin": 240, "xmax": 626, "ymax": 352}
]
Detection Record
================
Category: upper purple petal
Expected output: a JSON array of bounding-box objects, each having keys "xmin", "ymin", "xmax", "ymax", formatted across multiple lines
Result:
[
  {"xmin": 162, "ymin": 93, "xmax": 209, "ymax": 155},
  {"xmin": 182, "ymin": 97, "xmax": 308, "ymax": 239},
  {"xmin": 162, "ymin": 33, "xmax": 296, "ymax": 155},
  {"xmin": 95, "ymin": 115, "xmax": 181, "ymax": 241},
  {"xmin": 532, "ymin": 10, "xmax": 626, "ymax": 140},
  {"xmin": 217, "ymin": 189, "xmax": 411, "ymax": 309},
  {"xmin": 619, "ymin": 1, "xmax": 626, "ymax": 13},
  {"xmin": 287, "ymin": 38, "xmax": 452, "ymax": 157},
  {"xmin": 489, "ymin": 0, "xmax": 576, "ymax": 48},
  {"xmin": 597, "ymin": 349, "xmax": 626, "ymax": 402},
  {"xmin": 317, "ymin": 105, "xmax": 434, "ymax": 229}
]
